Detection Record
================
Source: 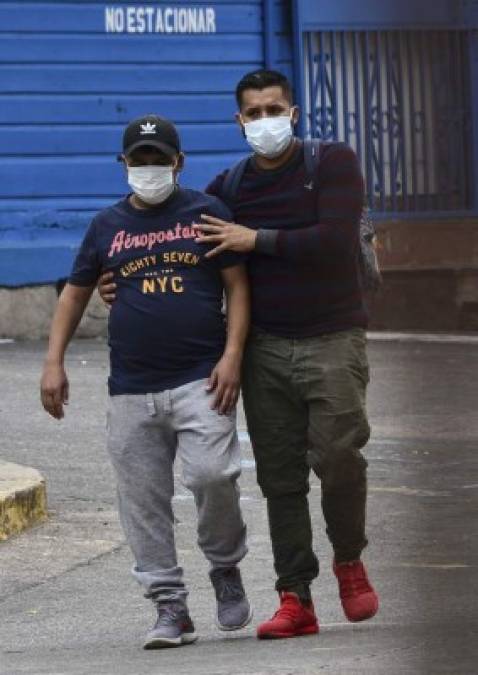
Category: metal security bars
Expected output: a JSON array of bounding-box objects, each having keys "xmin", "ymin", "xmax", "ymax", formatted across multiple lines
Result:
[{"xmin": 304, "ymin": 30, "xmax": 474, "ymax": 214}]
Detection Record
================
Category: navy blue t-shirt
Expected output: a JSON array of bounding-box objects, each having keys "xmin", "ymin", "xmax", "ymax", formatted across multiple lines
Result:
[{"xmin": 69, "ymin": 188, "xmax": 243, "ymax": 395}]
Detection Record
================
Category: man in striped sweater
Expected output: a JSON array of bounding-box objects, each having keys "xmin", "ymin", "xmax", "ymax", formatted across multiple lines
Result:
[{"xmin": 196, "ymin": 69, "xmax": 379, "ymax": 639}]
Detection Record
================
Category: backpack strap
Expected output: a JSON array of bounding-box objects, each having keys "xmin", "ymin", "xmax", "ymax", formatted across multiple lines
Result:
[
  {"xmin": 220, "ymin": 156, "xmax": 251, "ymax": 205},
  {"xmin": 303, "ymin": 138, "xmax": 323, "ymax": 188},
  {"xmin": 304, "ymin": 139, "xmax": 381, "ymax": 291},
  {"xmin": 303, "ymin": 139, "xmax": 351, "ymax": 188}
]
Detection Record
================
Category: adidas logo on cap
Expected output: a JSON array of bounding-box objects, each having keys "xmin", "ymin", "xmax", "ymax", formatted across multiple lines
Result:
[{"xmin": 140, "ymin": 122, "xmax": 156, "ymax": 135}]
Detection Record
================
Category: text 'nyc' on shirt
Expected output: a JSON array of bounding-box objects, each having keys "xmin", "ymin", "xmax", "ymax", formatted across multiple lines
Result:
[{"xmin": 69, "ymin": 188, "xmax": 242, "ymax": 395}]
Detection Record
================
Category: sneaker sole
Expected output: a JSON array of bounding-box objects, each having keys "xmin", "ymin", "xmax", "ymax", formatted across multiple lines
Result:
[
  {"xmin": 344, "ymin": 600, "xmax": 379, "ymax": 623},
  {"xmin": 143, "ymin": 632, "xmax": 198, "ymax": 649},
  {"xmin": 216, "ymin": 608, "xmax": 253, "ymax": 632},
  {"xmin": 257, "ymin": 625, "xmax": 319, "ymax": 640}
]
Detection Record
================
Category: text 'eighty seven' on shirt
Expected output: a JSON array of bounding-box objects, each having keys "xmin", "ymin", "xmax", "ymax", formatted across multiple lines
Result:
[
  {"xmin": 69, "ymin": 188, "xmax": 244, "ymax": 395},
  {"xmin": 206, "ymin": 141, "xmax": 367, "ymax": 338}
]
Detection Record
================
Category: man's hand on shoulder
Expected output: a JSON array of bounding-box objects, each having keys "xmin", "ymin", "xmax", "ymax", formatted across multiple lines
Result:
[
  {"xmin": 98, "ymin": 271, "xmax": 116, "ymax": 306},
  {"xmin": 195, "ymin": 214, "xmax": 257, "ymax": 258}
]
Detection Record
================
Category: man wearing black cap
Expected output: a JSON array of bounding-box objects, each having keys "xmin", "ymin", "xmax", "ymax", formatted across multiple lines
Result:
[{"xmin": 40, "ymin": 115, "xmax": 252, "ymax": 649}]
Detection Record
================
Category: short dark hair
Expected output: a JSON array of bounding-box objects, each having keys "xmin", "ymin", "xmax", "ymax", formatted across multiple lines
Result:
[{"xmin": 235, "ymin": 69, "xmax": 293, "ymax": 108}]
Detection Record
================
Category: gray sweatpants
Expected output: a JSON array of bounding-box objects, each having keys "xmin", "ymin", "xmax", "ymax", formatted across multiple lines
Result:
[{"xmin": 106, "ymin": 378, "xmax": 248, "ymax": 603}]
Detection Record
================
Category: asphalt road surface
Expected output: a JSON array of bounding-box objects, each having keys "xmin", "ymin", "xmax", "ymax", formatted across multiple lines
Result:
[{"xmin": 1, "ymin": 336, "xmax": 477, "ymax": 674}]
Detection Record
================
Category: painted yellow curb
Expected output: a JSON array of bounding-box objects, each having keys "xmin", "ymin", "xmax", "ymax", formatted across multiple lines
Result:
[{"xmin": 0, "ymin": 460, "xmax": 47, "ymax": 541}]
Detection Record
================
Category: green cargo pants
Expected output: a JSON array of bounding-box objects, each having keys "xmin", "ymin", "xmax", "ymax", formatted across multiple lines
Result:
[{"xmin": 242, "ymin": 327, "xmax": 370, "ymax": 595}]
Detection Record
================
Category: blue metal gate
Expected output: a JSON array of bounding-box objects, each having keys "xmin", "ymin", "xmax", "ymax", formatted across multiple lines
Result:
[{"xmin": 292, "ymin": 0, "xmax": 478, "ymax": 216}]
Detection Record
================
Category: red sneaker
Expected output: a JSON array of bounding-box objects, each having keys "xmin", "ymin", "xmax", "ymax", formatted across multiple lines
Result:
[
  {"xmin": 257, "ymin": 592, "xmax": 319, "ymax": 640},
  {"xmin": 333, "ymin": 560, "xmax": 379, "ymax": 622}
]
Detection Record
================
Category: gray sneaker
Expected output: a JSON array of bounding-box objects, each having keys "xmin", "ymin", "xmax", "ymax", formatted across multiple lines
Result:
[
  {"xmin": 209, "ymin": 567, "xmax": 253, "ymax": 631},
  {"xmin": 143, "ymin": 601, "xmax": 198, "ymax": 649}
]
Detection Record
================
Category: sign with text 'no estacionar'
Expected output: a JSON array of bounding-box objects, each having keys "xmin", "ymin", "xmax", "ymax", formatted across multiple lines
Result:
[{"xmin": 104, "ymin": 5, "xmax": 217, "ymax": 33}]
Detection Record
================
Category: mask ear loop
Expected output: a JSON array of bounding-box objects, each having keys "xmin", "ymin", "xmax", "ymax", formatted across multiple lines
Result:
[
  {"xmin": 171, "ymin": 155, "xmax": 183, "ymax": 187},
  {"xmin": 238, "ymin": 114, "xmax": 247, "ymax": 139}
]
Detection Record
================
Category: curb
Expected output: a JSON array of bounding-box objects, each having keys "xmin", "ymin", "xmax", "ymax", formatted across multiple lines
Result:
[{"xmin": 0, "ymin": 460, "xmax": 47, "ymax": 541}]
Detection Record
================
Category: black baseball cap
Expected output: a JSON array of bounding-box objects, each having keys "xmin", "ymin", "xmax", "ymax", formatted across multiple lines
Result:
[{"xmin": 121, "ymin": 114, "xmax": 181, "ymax": 158}]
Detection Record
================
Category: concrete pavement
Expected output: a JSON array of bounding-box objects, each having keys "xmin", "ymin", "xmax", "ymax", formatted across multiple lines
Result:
[{"xmin": 0, "ymin": 337, "xmax": 477, "ymax": 674}]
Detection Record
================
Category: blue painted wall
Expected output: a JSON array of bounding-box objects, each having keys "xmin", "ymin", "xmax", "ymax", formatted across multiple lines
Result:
[{"xmin": 0, "ymin": 0, "xmax": 292, "ymax": 286}]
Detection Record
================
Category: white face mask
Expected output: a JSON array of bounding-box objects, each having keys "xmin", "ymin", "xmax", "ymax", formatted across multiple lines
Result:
[
  {"xmin": 243, "ymin": 114, "xmax": 294, "ymax": 158},
  {"xmin": 127, "ymin": 165, "xmax": 175, "ymax": 205}
]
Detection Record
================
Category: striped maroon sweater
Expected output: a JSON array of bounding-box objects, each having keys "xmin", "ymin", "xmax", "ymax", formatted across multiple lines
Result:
[{"xmin": 206, "ymin": 140, "xmax": 368, "ymax": 338}]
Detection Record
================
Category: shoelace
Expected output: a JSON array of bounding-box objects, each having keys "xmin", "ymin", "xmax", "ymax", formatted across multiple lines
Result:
[
  {"xmin": 154, "ymin": 604, "xmax": 185, "ymax": 627},
  {"xmin": 338, "ymin": 567, "xmax": 371, "ymax": 598},
  {"xmin": 272, "ymin": 597, "xmax": 305, "ymax": 621},
  {"xmin": 213, "ymin": 572, "xmax": 244, "ymax": 602}
]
